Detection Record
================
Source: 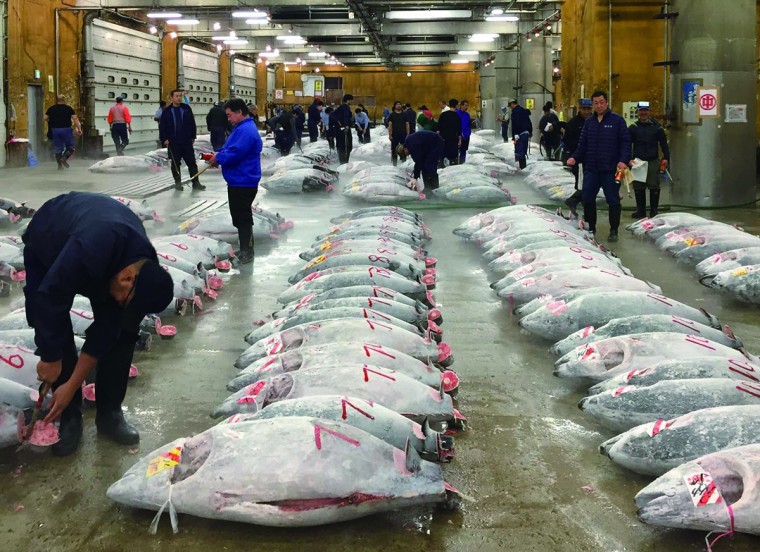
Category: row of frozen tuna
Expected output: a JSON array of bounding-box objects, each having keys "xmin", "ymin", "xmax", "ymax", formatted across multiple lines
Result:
[
  {"xmin": 259, "ymin": 142, "xmax": 337, "ymax": 193},
  {"xmin": 175, "ymin": 203, "xmax": 294, "ymax": 244},
  {"xmin": 455, "ymin": 204, "xmax": 760, "ymax": 539},
  {"xmin": 106, "ymin": 205, "xmax": 467, "ymax": 531},
  {"xmin": 87, "ymin": 137, "xmax": 215, "ymax": 173},
  {"xmin": 628, "ymin": 213, "xmax": 760, "ymax": 304}
]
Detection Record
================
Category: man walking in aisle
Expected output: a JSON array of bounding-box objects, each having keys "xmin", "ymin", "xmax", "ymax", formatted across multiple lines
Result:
[
  {"xmin": 107, "ymin": 96, "xmax": 132, "ymax": 156},
  {"xmin": 159, "ymin": 89, "xmax": 205, "ymax": 191},
  {"xmin": 628, "ymin": 101, "xmax": 669, "ymax": 218},
  {"xmin": 45, "ymin": 95, "xmax": 82, "ymax": 170}
]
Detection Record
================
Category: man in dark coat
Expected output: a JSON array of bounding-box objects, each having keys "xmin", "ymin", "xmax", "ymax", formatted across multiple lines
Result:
[
  {"xmin": 397, "ymin": 130, "xmax": 445, "ymax": 196},
  {"xmin": 206, "ymin": 101, "xmax": 229, "ymax": 151},
  {"xmin": 22, "ymin": 192, "xmax": 174, "ymax": 456},
  {"xmin": 538, "ymin": 105, "xmax": 561, "ymax": 161},
  {"xmin": 437, "ymin": 99, "xmax": 462, "ymax": 166},
  {"xmin": 561, "ymin": 98, "xmax": 593, "ymax": 215},
  {"xmin": 567, "ymin": 90, "xmax": 631, "ymax": 242},
  {"xmin": 159, "ymin": 89, "xmax": 205, "ymax": 191},
  {"xmin": 628, "ymin": 101, "xmax": 670, "ymax": 218},
  {"xmin": 307, "ymin": 99, "xmax": 324, "ymax": 143},
  {"xmin": 329, "ymin": 94, "xmax": 354, "ymax": 163},
  {"xmin": 508, "ymin": 99, "xmax": 533, "ymax": 169}
]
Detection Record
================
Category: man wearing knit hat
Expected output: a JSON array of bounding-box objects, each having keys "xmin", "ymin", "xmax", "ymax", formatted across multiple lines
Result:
[{"xmin": 22, "ymin": 192, "xmax": 174, "ymax": 456}]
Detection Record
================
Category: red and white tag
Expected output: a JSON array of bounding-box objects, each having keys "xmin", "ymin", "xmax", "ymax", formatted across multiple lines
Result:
[
  {"xmin": 646, "ymin": 417, "xmax": 675, "ymax": 437},
  {"xmin": 683, "ymin": 471, "xmax": 723, "ymax": 507}
]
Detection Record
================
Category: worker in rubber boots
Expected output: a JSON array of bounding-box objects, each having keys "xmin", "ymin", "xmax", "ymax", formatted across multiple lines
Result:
[
  {"xmin": 561, "ymin": 98, "xmax": 593, "ymax": 217},
  {"xmin": 567, "ymin": 91, "xmax": 630, "ymax": 242},
  {"xmin": 22, "ymin": 192, "xmax": 174, "ymax": 456},
  {"xmin": 628, "ymin": 101, "xmax": 670, "ymax": 219},
  {"xmin": 508, "ymin": 99, "xmax": 532, "ymax": 169},
  {"xmin": 330, "ymin": 94, "xmax": 354, "ymax": 163},
  {"xmin": 397, "ymin": 130, "xmax": 445, "ymax": 197}
]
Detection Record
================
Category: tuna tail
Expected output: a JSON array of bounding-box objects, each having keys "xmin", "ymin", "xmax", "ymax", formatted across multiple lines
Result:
[
  {"xmin": 405, "ymin": 438, "xmax": 422, "ymax": 473},
  {"xmin": 723, "ymin": 325, "xmax": 743, "ymax": 349}
]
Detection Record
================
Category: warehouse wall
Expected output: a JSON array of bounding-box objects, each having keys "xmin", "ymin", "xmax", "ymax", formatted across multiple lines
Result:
[
  {"xmin": 276, "ymin": 64, "xmax": 479, "ymax": 120},
  {"xmin": 560, "ymin": 0, "xmax": 664, "ymax": 115}
]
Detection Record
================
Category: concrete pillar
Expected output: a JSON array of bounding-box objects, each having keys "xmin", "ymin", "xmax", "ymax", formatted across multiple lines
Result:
[
  {"xmin": 519, "ymin": 36, "xmax": 553, "ymax": 134},
  {"xmin": 669, "ymin": 0, "xmax": 756, "ymax": 207},
  {"xmin": 479, "ymin": 60, "xmax": 496, "ymax": 130}
]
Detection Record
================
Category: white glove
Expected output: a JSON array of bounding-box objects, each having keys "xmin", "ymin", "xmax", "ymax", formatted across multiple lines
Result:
[{"xmin": 408, "ymin": 179, "xmax": 424, "ymax": 192}]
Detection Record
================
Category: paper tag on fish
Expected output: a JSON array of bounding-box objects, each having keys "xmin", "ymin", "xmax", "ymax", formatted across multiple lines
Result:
[
  {"xmin": 146, "ymin": 446, "xmax": 182, "ymax": 477},
  {"xmin": 512, "ymin": 265, "xmax": 534, "ymax": 279},
  {"xmin": 646, "ymin": 417, "xmax": 675, "ymax": 437},
  {"xmin": 304, "ymin": 255, "xmax": 326, "ymax": 269},
  {"xmin": 508, "ymin": 253, "xmax": 522, "ymax": 263},
  {"xmin": 732, "ymin": 267, "xmax": 748, "ymax": 277},
  {"xmin": 683, "ymin": 237, "xmax": 699, "ymax": 247},
  {"xmin": 683, "ymin": 471, "xmax": 723, "ymax": 507},
  {"xmin": 546, "ymin": 300, "xmax": 567, "ymax": 315},
  {"xmin": 578, "ymin": 346, "xmax": 598, "ymax": 361},
  {"xmin": 319, "ymin": 241, "xmax": 333, "ymax": 251},
  {"xmin": 641, "ymin": 221, "xmax": 655, "ymax": 231},
  {"xmin": 265, "ymin": 337, "xmax": 283, "ymax": 355},
  {"xmin": 613, "ymin": 385, "xmax": 635, "ymax": 397},
  {"xmin": 520, "ymin": 278, "xmax": 536, "ymax": 287}
]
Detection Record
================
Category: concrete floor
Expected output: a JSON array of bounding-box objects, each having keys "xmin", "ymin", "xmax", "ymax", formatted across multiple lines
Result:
[{"xmin": 0, "ymin": 151, "xmax": 759, "ymax": 552}]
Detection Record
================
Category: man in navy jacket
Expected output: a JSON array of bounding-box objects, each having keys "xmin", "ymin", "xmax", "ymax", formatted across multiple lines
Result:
[
  {"xmin": 508, "ymin": 99, "xmax": 533, "ymax": 169},
  {"xmin": 567, "ymin": 90, "xmax": 630, "ymax": 242},
  {"xmin": 398, "ymin": 130, "xmax": 445, "ymax": 195},
  {"xmin": 307, "ymin": 99, "xmax": 324, "ymax": 143},
  {"xmin": 160, "ymin": 89, "xmax": 205, "ymax": 191},
  {"xmin": 209, "ymin": 99, "xmax": 262, "ymax": 264},
  {"xmin": 23, "ymin": 193, "xmax": 174, "ymax": 456},
  {"xmin": 329, "ymin": 94, "xmax": 354, "ymax": 163}
]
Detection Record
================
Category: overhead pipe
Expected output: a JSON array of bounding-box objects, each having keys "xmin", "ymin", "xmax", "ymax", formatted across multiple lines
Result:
[{"xmin": 176, "ymin": 38, "xmax": 190, "ymax": 90}]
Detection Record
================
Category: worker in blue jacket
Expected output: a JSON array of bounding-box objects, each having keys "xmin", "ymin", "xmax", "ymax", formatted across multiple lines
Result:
[
  {"xmin": 456, "ymin": 100, "xmax": 472, "ymax": 163},
  {"xmin": 159, "ymin": 89, "xmax": 205, "ymax": 191},
  {"xmin": 567, "ymin": 90, "xmax": 631, "ymax": 242},
  {"xmin": 508, "ymin": 99, "xmax": 533, "ymax": 169},
  {"xmin": 329, "ymin": 94, "xmax": 354, "ymax": 163},
  {"xmin": 22, "ymin": 192, "xmax": 174, "ymax": 456},
  {"xmin": 397, "ymin": 130, "xmax": 445, "ymax": 196},
  {"xmin": 209, "ymin": 99, "xmax": 262, "ymax": 265}
]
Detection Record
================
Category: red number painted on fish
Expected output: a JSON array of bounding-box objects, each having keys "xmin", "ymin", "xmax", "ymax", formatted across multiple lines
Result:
[
  {"xmin": 362, "ymin": 365, "xmax": 397, "ymax": 383},
  {"xmin": 367, "ymin": 267, "xmax": 392, "ymax": 278},
  {"xmin": 371, "ymin": 286, "xmax": 395, "ymax": 299},
  {"xmin": 736, "ymin": 381, "xmax": 760, "ymax": 399},
  {"xmin": 671, "ymin": 316, "xmax": 698, "ymax": 332},
  {"xmin": 313, "ymin": 424, "xmax": 361, "ymax": 450},
  {"xmin": 376, "ymin": 248, "xmax": 396, "ymax": 255},
  {"xmin": 368, "ymin": 255, "xmax": 390, "ymax": 264},
  {"xmin": 362, "ymin": 343, "xmax": 397, "ymax": 360},
  {"xmin": 255, "ymin": 356, "xmax": 277, "ymax": 373},
  {"xmin": 340, "ymin": 398, "xmax": 376, "ymax": 421},
  {"xmin": 646, "ymin": 293, "xmax": 673, "ymax": 306},
  {"xmin": 157, "ymin": 253, "xmax": 177, "ymax": 262},
  {"xmin": 684, "ymin": 335, "xmax": 716, "ymax": 350},
  {"xmin": 0, "ymin": 354, "xmax": 23, "ymax": 369},
  {"xmin": 366, "ymin": 298, "xmax": 391, "ymax": 309},
  {"xmin": 71, "ymin": 309, "xmax": 94, "ymax": 320},
  {"xmin": 363, "ymin": 308, "xmax": 392, "ymax": 322},
  {"xmin": 365, "ymin": 319, "xmax": 393, "ymax": 331},
  {"xmin": 728, "ymin": 359, "xmax": 759, "ymax": 382},
  {"xmin": 170, "ymin": 242, "xmax": 189, "ymax": 250}
]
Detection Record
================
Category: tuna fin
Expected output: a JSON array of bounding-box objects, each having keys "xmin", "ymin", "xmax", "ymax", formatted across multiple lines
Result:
[
  {"xmin": 404, "ymin": 438, "xmax": 422, "ymax": 473},
  {"xmin": 723, "ymin": 324, "xmax": 743, "ymax": 348},
  {"xmin": 699, "ymin": 307, "xmax": 721, "ymax": 329}
]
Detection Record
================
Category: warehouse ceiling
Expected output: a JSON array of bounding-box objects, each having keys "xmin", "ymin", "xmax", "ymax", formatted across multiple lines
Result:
[{"xmin": 72, "ymin": 0, "xmax": 563, "ymax": 67}]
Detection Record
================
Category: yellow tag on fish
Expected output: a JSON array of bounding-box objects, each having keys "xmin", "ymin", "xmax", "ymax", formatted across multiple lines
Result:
[
  {"xmin": 305, "ymin": 255, "xmax": 326, "ymax": 269},
  {"xmin": 146, "ymin": 446, "xmax": 182, "ymax": 477},
  {"xmin": 451, "ymin": 188, "xmax": 461, "ymax": 194},
  {"xmin": 178, "ymin": 221, "xmax": 189, "ymax": 231},
  {"xmin": 732, "ymin": 267, "xmax": 748, "ymax": 277},
  {"xmin": 319, "ymin": 241, "xmax": 333, "ymax": 251},
  {"xmin": 683, "ymin": 238, "xmax": 698, "ymax": 247}
]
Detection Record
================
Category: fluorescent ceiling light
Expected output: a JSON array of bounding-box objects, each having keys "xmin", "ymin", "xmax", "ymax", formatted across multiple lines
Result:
[
  {"xmin": 147, "ymin": 12, "xmax": 182, "ymax": 19},
  {"xmin": 213, "ymin": 22, "xmax": 221, "ymax": 30},
  {"xmin": 486, "ymin": 15, "xmax": 519, "ymax": 22},
  {"xmin": 259, "ymin": 51, "xmax": 279, "ymax": 57},
  {"xmin": 167, "ymin": 19, "xmax": 200, "ymax": 26},
  {"xmin": 491, "ymin": 8, "xmax": 504, "ymax": 15},
  {"xmin": 245, "ymin": 18, "xmax": 270, "ymax": 24},
  {"xmin": 212, "ymin": 36, "xmax": 232, "ymax": 41},
  {"xmin": 385, "ymin": 10, "xmax": 472, "ymax": 20},
  {"xmin": 469, "ymin": 33, "xmax": 498, "ymax": 42},
  {"xmin": 232, "ymin": 11, "xmax": 268, "ymax": 19},
  {"xmin": 223, "ymin": 39, "xmax": 248, "ymax": 45},
  {"xmin": 450, "ymin": 59, "xmax": 470, "ymax": 64},
  {"xmin": 276, "ymin": 35, "xmax": 304, "ymax": 41},
  {"xmin": 324, "ymin": 60, "xmax": 339, "ymax": 65},
  {"xmin": 308, "ymin": 51, "xmax": 329, "ymax": 57},
  {"xmin": 458, "ymin": 50, "xmax": 479, "ymax": 55}
]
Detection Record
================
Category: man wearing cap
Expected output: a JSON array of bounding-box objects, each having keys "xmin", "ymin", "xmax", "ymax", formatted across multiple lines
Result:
[
  {"xmin": 22, "ymin": 192, "xmax": 174, "ymax": 456},
  {"xmin": 397, "ymin": 130, "xmax": 445, "ymax": 196},
  {"xmin": 567, "ymin": 90, "xmax": 630, "ymax": 242},
  {"xmin": 508, "ymin": 99, "xmax": 533, "ymax": 169},
  {"xmin": 496, "ymin": 107, "xmax": 510, "ymax": 143},
  {"xmin": 628, "ymin": 101, "xmax": 669, "ymax": 218},
  {"xmin": 561, "ymin": 98, "xmax": 593, "ymax": 216}
]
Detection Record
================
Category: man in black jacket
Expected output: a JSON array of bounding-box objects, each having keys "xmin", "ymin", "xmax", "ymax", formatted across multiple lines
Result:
[
  {"xmin": 437, "ymin": 99, "xmax": 462, "ymax": 166},
  {"xmin": 629, "ymin": 101, "xmax": 670, "ymax": 218},
  {"xmin": 329, "ymin": 94, "xmax": 354, "ymax": 163},
  {"xmin": 561, "ymin": 98, "xmax": 593, "ymax": 215},
  {"xmin": 538, "ymin": 105, "xmax": 561, "ymax": 161},
  {"xmin": 160, "ymin": 89, "xmax": 205, "ymax": 191},
  {"xmin": 23, "ymin": 193, "xmax": 174, "ymax": 456},
  {"xmin": 307, "ymin": 99, "xmax": 324, "ymax": 143}
]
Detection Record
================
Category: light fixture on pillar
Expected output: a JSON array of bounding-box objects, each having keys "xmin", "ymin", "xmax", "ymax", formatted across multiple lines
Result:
[
  {"xmin": 534, "ymin": 31, "xmax": 540, "ymax": 37},
  {"xmin": 406, "ymin": 72, "xmax": 412, "ymax": 77},
  {"xmin": 169, "ymin": 31, "xmax": 177, "ymax": 39},
  {"xmin": 213, "ymin": 22, "xmax": 221, "ymax": 31},
  {"xmin": 526, "ymin": 33, "xmax": 532, "ymax": 42},
  {"xmin": 149, "ymin": 26, "xmax": 158, "ymax": 34}
]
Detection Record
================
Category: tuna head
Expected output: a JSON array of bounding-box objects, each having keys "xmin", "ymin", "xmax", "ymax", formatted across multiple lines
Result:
[{"xmin": 635, "ymin": 444, "xmax": 760, "ymax": 536}]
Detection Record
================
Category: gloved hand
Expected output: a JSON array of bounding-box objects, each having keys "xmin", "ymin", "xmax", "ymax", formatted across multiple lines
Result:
[
  {"xmin": 660, "ymin": 159, "xmax": 668, "ymax": 171},
  {"xmin": 407, "ymin": 179, "xmax": 418, "ymax": 191}
]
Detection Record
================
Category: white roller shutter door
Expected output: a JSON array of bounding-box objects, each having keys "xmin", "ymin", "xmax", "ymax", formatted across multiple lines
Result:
[
  {"xmin": 182, "ymin": 45, "xmax": 219, "ymax": 134},
  {"xmin": 92, "ymin": 19, "xmax": 161, "ymax": 153},
  {"xmin": 232, "ymin": 58, "xmax": 256, "ymax": 104}
]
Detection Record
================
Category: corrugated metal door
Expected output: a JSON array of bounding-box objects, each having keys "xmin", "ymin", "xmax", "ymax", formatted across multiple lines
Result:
[
  {"xmin": 92, "ymin": 19, "xmax": 161, "ymax": 153},
  {"xmin": 232, "ymin": 58, "xmax": 256, "ymax": 105},
  {"xmin": 182, "ymin": 45, "xmax": 219, "ymax": 135}
]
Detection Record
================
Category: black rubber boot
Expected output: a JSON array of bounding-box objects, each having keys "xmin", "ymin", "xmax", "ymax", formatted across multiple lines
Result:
[
  {"xmin": 631, "ymin": 190, "xmax": 647, "ymax": 218},
  {"xmin": 583, "ymin": 202, "xmax": 597, "ymax": 233},
  {"xmin": 237, "ymin": 226, "xmax": 254, "ymax": 264},
  {"xmin": 56, "ymin": 155, "xmax": 64, "ymax": 170},
  {"xmin": 96, "ymin": 409, "xmax": 140, "ymax": 445},
  {"xmin": 192, "ymin": 178, "xmax": 206, "ymax": 191},
  {"xmin": 52, "ymin": 408, "xmax": 83, "ymax": 456},
  {"xmin": 518, "ymin": 157, "xmax": 526, "ymax": 170},
  {"xmin": 564, "ymin": 190, "xmax": 582, "ymax": 217},
  {"xmin": 649, "ymin": 189, "xmax": 661, "ymax": 217},
  {"xmin": 608, "ymin": 204, "xmax": 622, "ymax": 242},
  {"xmin": 174, "ymin": 180, "xmax": 184, "ymax": 191}
]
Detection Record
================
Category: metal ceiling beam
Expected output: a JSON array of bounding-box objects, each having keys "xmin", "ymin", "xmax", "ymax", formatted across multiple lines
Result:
[
  {"xmin": 345, "ymin": 0, "xmax": 392, "ymax": 66},
  {"xmin": 389, "ymin": 42, "xmax": 496, "ymax": 53},
  {"xmin": 381, "ymin": 21, "xmax": 518, "ymax": 35},
  {"xmin": 73, "ymin": 0, "xmax": 346, "ymax": 7}
]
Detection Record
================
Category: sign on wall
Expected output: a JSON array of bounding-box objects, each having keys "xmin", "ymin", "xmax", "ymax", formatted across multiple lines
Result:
[
  {"xmin": 302, "ymin": 75, "xmax": 325, "ymax": 97},
  {"xmin": 696, "ymin": 86, "xmax": 719, "ymax": 118},
  {"xmin": 524, "ymin": 98, "xmax": 535, "ymax": 110},
  {"xmin": 275, "ymin": 89, "xmax": 283, "ymax": 100},
  {"xmin": 681, "ymin": 79, "xmax": 702, "ymax": 125}
]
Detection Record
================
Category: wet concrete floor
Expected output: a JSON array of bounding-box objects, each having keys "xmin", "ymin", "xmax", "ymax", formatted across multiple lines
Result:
[{"xmin": 0, "ymin": 151, "xmax": 758, "ymax": 551}]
